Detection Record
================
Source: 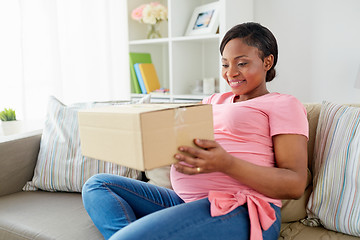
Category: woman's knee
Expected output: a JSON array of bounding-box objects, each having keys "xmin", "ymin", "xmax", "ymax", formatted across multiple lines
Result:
[
  {"xmin": 82, "ymin": 173, "xmax": 120, "ymax": 196},
  {"xmin": 83, "ymin": 173, "xmax": 105, "ymax": 190}
]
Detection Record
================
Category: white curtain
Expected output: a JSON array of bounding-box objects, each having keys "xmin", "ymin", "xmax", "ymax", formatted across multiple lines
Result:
[{"xmin": 0, "ymin": 0, "xmax": 130, "ymax": 121}]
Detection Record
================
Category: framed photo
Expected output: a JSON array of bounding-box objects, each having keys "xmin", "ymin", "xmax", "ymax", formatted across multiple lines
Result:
[{"xmin": 185, "ymin": 2, "xmax": 220, "ymax": 36}]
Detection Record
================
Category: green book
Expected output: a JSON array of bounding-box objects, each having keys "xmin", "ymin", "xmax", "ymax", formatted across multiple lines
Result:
[{"xmin": 129, "ymin": 52, "xmax": 152, "ymax": 94}]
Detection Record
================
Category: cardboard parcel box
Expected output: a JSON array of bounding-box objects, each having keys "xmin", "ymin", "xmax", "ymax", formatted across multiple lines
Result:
[{"xmin": 78, "ymin": 104, "xmax": 214, "ymax": 171}]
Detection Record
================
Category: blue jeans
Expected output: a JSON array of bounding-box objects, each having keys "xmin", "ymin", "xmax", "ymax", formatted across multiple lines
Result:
[{"xmin": 82, "ymin": 173, "xmax": 281, "ymax": 240}]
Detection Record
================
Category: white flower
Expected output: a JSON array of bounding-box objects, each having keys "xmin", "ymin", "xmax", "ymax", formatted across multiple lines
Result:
[
  {"xmin": 154, "ymin": 4, "xmax": 168, "ymax": 21},
  {"xmin": 142, "ymin": 4, "xmax": 157, "ymax": 24}
]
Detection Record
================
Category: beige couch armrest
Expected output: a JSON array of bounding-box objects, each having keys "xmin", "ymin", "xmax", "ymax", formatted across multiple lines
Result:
[{"xmin": 0, "ymin": 133, "xmax": 41, "ymax": 197}]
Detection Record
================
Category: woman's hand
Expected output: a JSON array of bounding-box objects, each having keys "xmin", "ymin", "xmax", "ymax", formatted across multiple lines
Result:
[{"xmin": 173, "ymin": 139, "xmax": 233, "ymax": 175}]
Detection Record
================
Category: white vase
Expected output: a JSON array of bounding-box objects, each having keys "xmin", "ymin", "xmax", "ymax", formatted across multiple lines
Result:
[{"xmin": 1, "ymin": 121, "xmax": 23, "ymax": 136}]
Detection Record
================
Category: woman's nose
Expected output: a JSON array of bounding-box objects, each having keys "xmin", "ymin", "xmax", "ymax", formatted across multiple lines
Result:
[{"xmin": 227, "ymin": 65, "xmax": 239, "ymax": 78}]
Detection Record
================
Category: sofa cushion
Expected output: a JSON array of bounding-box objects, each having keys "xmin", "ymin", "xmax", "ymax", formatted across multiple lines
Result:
[
  {"xmin": 280, "ymin": 222, "xmax": 360, "ymax": 240},
  {"xmin": 0, "ymin": 134, "xmax": 41, "ymax": 197},
  {"xmin": 23, "ymin": 96, "xmax": 142, "ymax": 192},
  {"xmin": 0, "ymin": 191, "xmax": 103, "ymax": 240},
  {"xmin": 280, "ymin": 169, "xmax": 312, "ymax": 223},
  {"xmin": 306, "ymin": 101, "xmax": 360, "ymax": 236},
  {"xmin": 303, "ymin": 103, "xmax": 322, "ymax": 170}
]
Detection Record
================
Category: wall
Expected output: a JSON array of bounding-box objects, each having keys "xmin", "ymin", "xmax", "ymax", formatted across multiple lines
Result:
[{"xmin": 254, "ymin": 0, "xmax": 360, "ymax": 103}]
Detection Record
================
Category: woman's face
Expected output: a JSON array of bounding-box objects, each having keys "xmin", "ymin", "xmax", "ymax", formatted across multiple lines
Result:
[{"xmin": 221, "ymin": 38, "xmax": 273, "ymax": 101}]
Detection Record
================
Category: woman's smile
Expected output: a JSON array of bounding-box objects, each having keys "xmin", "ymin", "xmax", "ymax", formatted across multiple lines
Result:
[{"xmin": 228, "ymin": 79, "xmax": 246, "ymax": 88}]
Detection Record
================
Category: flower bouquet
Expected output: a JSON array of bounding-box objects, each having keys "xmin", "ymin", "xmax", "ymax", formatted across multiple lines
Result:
[{"xmin": 131, "ymin": 2, "xmax": 168, "ymax": 39}]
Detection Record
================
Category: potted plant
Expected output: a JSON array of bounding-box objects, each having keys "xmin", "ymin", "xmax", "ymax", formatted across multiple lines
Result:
[{"xmin": 0, "ymin": 108, "xmax": 16, "ymax": 121}]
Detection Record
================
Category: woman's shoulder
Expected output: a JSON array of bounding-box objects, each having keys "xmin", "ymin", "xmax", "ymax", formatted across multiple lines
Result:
[
  {"xmin": 265, "ymin": 92, "xmax": 306, "ymax": 114},
  {"xmin": 267, "ymin": 92, "xmax": 301, "ymax": 102},
  {"xmin": 265, "ymin": 92, "xmax": 303, "ymax": 107},
  {"xmin": 266, "ymin": 93, "xmax": 309, "ymax": 137}
]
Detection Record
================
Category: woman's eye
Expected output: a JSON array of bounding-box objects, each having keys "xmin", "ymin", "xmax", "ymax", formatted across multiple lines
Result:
[
  {"xmin": 222, "ymin": 64, "xmax": 229, "ymax": 68},
  {"xmin": 238, "ymin": 62, "xmax": 247, "ymax": 66}
]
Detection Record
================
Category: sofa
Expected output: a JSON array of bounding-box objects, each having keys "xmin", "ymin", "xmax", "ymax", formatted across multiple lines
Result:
[{"xmin": 0, "ymin": 103, "xmax": 360, "ymax": 240}]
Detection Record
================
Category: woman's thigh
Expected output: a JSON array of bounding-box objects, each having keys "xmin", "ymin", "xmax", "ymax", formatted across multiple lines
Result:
[
  {"xmin": 109, "ymin": 198, "xmax": 281, "ymax": 240},
  {"xmin": 83, "ymin": 173, "xmax": 184, "ymax": 217}
]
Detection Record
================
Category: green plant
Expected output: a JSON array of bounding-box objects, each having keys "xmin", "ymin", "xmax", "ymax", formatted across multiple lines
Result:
[{"xmin": 0, "ymin": 108, "xmax": 16, "ymax": 121}]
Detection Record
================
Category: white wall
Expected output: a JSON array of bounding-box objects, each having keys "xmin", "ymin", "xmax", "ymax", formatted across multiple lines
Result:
[{"xmin": 254, "ymin": 0, "xmax": 360, "ymax": 103}]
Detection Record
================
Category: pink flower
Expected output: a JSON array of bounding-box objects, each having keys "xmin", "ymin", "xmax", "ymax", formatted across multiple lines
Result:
[{"xmin": 131, "ymin": 5, "xmax": 145, "ymax": 21}]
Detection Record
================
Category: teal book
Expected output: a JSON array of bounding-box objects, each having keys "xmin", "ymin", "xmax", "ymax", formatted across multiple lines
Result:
[
  {"xmin": 129, "ymin": 52, "xmax": 152, "ymax": 94},
  {"xmin": 134, "ymin": 63, "xmax": 147, "ymax": 94}
]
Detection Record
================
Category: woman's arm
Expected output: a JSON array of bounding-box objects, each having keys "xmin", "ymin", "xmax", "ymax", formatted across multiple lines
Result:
[{"xmin": 173, "ymin": 134, "xmax": 308, "ymax": 200}]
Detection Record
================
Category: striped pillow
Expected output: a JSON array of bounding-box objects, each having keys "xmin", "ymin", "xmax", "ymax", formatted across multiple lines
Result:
[
  {"xmin": 23, "ymin": 96, "xmax": 143, "ymax": 192},
  {"xmin": 306, "ymin": 101, "xmax": 360, "ymax": 236}
]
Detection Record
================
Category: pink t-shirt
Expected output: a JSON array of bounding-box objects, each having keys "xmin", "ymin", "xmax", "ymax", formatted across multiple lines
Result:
[
  {"xmin": 170, "ymin": 92, "xmax": 308, "ymax": 239},
  {"xmin": 171, "ymin": 92, "xmax": 308, "ymax": 204}
]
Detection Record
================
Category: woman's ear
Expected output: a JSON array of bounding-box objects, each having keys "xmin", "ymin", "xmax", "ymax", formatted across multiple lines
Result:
[{"xmin": 264, "ymin": 54, "xmax": 274, "ymax": 71}]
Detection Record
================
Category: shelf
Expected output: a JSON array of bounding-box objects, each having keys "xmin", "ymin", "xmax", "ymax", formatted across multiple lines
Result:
[
  {"xmin": 129, "ymin": 38, "xmax": 170, "ymax": 45},
  {"xmin": 126, "ymin": 0, "xmax": 252, "ymax": 102},
  {"xmin": 131, "ymin": 93, "xmax": 213, "ymax": 102},
  {"xmin": 129, "ymin": 34, "xmax": 219, "ymax": 45},
  {"xmin": 132, "ymin": 93, "xmax": 170, "ymax": 99},
  {"xmin": 173, "ymin": 94, "xmax": 211, "ymax": 100},
  {"xmin": 171, "ymin": 34, "xmax": 219, "ymax": 42}
]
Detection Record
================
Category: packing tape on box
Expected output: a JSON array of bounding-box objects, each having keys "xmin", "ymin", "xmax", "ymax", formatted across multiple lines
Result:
[
  {"xmin": 174, "ymin": 107, "xmax": 194, "ymax": 150},
  {"xmin": 174, "ymin": 107, "xmax": 186, "ymax": 125}
]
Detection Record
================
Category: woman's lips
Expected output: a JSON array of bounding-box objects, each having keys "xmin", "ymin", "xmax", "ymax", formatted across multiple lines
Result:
[{"xmin": 229, "ymin": 80, "xmax": 246, "ymax": 87}]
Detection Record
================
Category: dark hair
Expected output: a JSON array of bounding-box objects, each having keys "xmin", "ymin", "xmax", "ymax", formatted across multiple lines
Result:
[{"xmin": 220, "ymin": 22, "xmax": 278, "ymax": 82}]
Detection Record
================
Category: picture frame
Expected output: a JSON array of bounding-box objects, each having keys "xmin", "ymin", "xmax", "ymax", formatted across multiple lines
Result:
[{"xmin": 185, "ymin": 2, "xmax": 220, "ymax": 36}]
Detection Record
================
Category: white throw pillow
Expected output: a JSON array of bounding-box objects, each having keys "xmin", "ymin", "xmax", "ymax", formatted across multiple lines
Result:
[
  {"xmin": 23, "ymin": 96, "xmax": 150, "ymax": 192},
  {"xmin": 306, "ymin": 101, "xmax": 360, "ymax": 236},
  {"xmin": 145, "ymin": 166, "xmax": 172, "ymax": 189}
]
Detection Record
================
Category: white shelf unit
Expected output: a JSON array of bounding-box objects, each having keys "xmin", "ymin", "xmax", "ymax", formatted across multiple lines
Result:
[{"xmin": 127, "ymin": 0, "xmax": 253, "ymax": 102}]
